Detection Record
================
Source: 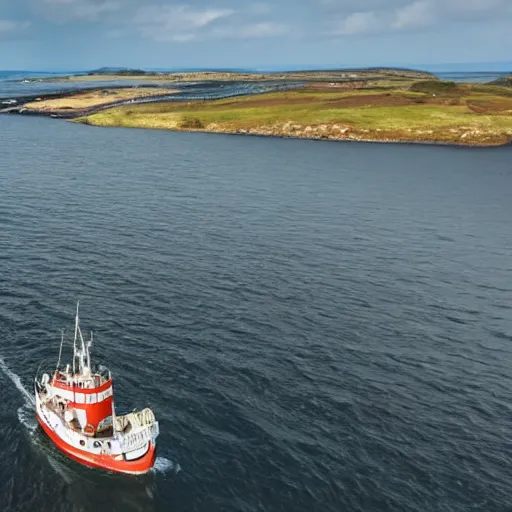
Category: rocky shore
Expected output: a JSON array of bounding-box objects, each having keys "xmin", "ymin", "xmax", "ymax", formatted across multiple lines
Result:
[{"xmin": 195, "ymin": 121, "xmax": 511, "ymax": 147}]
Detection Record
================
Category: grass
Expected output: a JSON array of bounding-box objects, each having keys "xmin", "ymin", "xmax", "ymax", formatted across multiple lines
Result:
[
  {"xmin": 179, "ymin": 116, "xmax": 205, "ymax": 129},
  {"xmin": 409, "ymin": 80, "xmax": 458, "ymax": 94},
  {"xmin": 76, "ymin": 82, "xmax": 512, "ymax": 146}
]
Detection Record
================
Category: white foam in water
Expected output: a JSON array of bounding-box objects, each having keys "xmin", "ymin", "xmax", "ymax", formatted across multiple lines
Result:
[
  {"xmin": 0, "ymin": 356, "xmax": 35, "ymax": 406},
  {"xmin": 0, "ymin": 355, "xmax": 74, "ymax": 483},
  {"xmin": 153, "ymin": 457, "xmax": 181, "ymax": 475},
  {"xmin": 0, "ymin": 355, "xmax": 37, "ymax": 431},
  {"xmin": 17, "ymin": 403, "xmax": 38, "ymax": 433}
]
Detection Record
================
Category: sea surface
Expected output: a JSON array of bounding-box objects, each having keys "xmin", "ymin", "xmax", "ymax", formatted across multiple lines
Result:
[
  {"xmin": 0, "ymin": 115, "xmax": 512, "ymax": 512},
  {"xmin": 437, "ymin": 71, "xmax": 508, "ymax": 83}
]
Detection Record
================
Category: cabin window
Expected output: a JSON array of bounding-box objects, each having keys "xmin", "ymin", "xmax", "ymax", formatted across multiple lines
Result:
[
  {"xmin": 85, "ymin": 394, "xmax": 97, "ymax": 404},
  {"xmin": 97, "ymin": 388, "xmax": 112, "ymax": 402}
]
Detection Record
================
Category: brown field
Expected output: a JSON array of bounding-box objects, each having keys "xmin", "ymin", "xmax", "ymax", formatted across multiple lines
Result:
[
  {"xmin": 24, "ymin": 88, "xmax": 177, "ymax": 113},
  {"xmin": 466, "ymin": 98, "xmax": 512, "ymax": 114}
]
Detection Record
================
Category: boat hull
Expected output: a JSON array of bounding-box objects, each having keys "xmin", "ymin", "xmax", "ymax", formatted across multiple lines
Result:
[{"xmin": 35, "ymin": 412, "xmax": 157, "ymax": 475}]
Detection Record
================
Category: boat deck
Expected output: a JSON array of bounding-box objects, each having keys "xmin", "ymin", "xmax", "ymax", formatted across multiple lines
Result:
[{"xmin": 39, "ymin": 392, "xmax": 114, "ymax": 439}]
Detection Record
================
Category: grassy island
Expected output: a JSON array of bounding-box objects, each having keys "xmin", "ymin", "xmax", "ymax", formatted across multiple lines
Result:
[
  {"xmin": 44, "ymin": 67, "xmax": 436, "ymax": 83},
  {"xmin": 76, "ymin": 80, "xmax": 512, "ymax": 147}
]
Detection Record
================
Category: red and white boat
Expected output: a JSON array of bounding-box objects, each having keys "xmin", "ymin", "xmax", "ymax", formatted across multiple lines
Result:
[{"xmin": 34, "ymin": 303, "xmax": 159, "ymax": 474}]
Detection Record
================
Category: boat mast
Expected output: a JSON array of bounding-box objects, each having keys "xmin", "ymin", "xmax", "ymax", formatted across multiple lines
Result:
[
  {"xmin": 78, "ymin": 320, "xmax": 86, "ymax": 373},
  {"xmin": 87, "ymin": 331, "xmax": 93, "ymax": 369},
  {"xmin": 73, "ymin": 301, "xmax": 79, "ymax": 374},
  {"xmin": 56, "ymin": 329, "xmax": 64, "ymax": 371},
  {"xmin": 111, "ymin": 397, "xmax": 117, "ymax": 433}
]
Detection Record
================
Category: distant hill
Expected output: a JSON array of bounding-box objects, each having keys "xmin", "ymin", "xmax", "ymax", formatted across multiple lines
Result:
[
  {"xmin": 87, "ymin": 67, "xmax": 157, "ymax": 76},
  {"xmin": 491, "ymin": 75, "xmax": 512, "ymax": 87},
  {"xmin": 86, "ymin": 66, "xmax": 435, "ymax": 80}
]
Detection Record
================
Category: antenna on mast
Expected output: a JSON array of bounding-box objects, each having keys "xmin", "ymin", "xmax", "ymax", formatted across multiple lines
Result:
[
  {"xmin": 86, "ymin": 330, "xmax": 93, "ymax": 370},
  {"xmin": 56, "ymin": 329, "xmax": 64, "ymax": 371},
  {"xmin": 75, "ymin": 301, "xmax": 90, "ymax": 373},
  {"xmin": 73, "ymin": 300, "xmax": 79, "ymax": 374}
]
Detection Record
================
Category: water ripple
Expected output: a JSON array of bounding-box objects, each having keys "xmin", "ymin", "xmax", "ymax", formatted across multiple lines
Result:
[{"xmin": 1, "ymin": 116, "xmax": 512, "ymax": 511}]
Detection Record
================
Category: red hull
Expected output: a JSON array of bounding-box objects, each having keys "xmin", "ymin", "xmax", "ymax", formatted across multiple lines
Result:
[{"xmin": 36, "ymin": 413, "xmax": 156, "ymax": 475}]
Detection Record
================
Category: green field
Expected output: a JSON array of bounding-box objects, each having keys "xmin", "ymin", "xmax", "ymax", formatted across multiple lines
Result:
[{"xmin": 77, "ymin": 81, "xmax": 512, "ymax": 146}]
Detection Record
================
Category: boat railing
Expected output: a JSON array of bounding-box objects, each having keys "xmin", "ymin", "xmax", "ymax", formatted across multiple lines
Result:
[
  {"xmin": 119, "ymin": 422, "xmax": 159, "ymax": 452},
  {"xmin": 51, "ymin": 371, "xmax": 109, "ymax": 389}
]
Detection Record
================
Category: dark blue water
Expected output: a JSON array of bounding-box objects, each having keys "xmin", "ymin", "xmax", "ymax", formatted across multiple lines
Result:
[
  {"xmin": 0, "ymin": 71, "xmax": 71, "ymax": 79},
  {"xmin": 437, "ymin": 72, "xmax": 508, "ymax": 83},
  {"xmin": 1, "ymin": 115, "xmax": 512, "ymax": 512}
]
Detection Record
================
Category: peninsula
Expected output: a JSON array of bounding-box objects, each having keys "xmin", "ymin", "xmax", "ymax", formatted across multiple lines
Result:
[
  {"xmin": 3, "ymin": 68, "xmax": 512, "ymax": 147},
  {"xmin": 78, "ymin": 77, "xmax": 512, "ymax": 147}
]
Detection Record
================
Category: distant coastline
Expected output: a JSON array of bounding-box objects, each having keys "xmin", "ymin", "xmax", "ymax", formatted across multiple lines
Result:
[
  {"xmin": 35, "ymin": 66, "xmax": 437, "ymax": 83},
  {"xmin": 2, "ymin": 68, "xmax": 511, "ymax": 148}
]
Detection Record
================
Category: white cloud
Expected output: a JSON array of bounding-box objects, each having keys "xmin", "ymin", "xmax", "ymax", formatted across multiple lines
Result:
[
  {"xmin": 331, "ymin": 0, "xmax": 512, "ymax": 36},
  {"xmin": 37, "ymin": 0, "xmax": 121, "ymax": 23},
  {"xmin": 211, "ymin": 21, "xmax": 288, "ymax": 39},
  {"xmin": 134, "ymin": 4, "xmax": 235, "ymax": 42},
  {"xmin": 133, "ymin": 4, "xmax": 289, "ymax": 43},
  {"xmin": 334, "ymin": 11, "xmax": 380, "ymax": 35},
  {"xmin": 392, "ymin": 1, "xmax": 433, "ymax": 30},
  {"xmin": 446, "ymin": 0, "xmax": 506, "ymax": 13},
  {"xmin": 319, "ymin": 0, "xmax": 392, "ymax": 10},
  {"xmin": 442, "ymin": 0, "xmax": 512, "ymax": 21},
  {"xmin": 172, "ymin": 33, "xmax": 197, "ymax": 42},
  {"xmin": 105, "ymin": 28, "xmax": 125, "ymax": 38},
  {"xmin": 240, "ymin": 21, "xmax": 288, "ymax": 37},
  {"xmin": 0, "ymin": 20, "xmax": 31, "ymax": 38},
  {"xmin": 135, "ymin": 5, "xmax": 234, "ymax": 30},
  {"xmin": 247, "ymin": 3, "xmax": 273, "ymax": 15}
]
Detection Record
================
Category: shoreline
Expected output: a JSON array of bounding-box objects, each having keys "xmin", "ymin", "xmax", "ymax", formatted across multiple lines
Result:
[
  {"xmin": 3, "ymin": 76, "xmax": 511, "ymax": 149},
  {"xmin": 73, "ymin": 119, "xmax": 512, "ymax": 148},
  {"xmin": 2, "ymin": 106, "xmax": 508, "ymax": 148}
]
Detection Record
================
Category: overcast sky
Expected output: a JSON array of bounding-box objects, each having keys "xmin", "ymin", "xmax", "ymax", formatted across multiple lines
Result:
[{"xmin": 0, "ymin": 0, "xmax": 511, "ymax": 70}]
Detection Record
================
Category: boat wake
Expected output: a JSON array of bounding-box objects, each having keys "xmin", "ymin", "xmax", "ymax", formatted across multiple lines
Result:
[
  {"xmin": 0, "ymin": 355, "xmax": 73, "ymax": 482},
  {"xmin": 0, "ymin": 356, "xmax": 37, "ymax": 432},
  {"xmin": 0, "ymin": 355, "xmax": 35, "ymax": 407},
  {"xmin": 17, "ymin": 402, "xmax": 38, "ymax": 433},
  {"xmin": 153, "ymin": 456, "xmax": 181, "ymax": 475}
]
